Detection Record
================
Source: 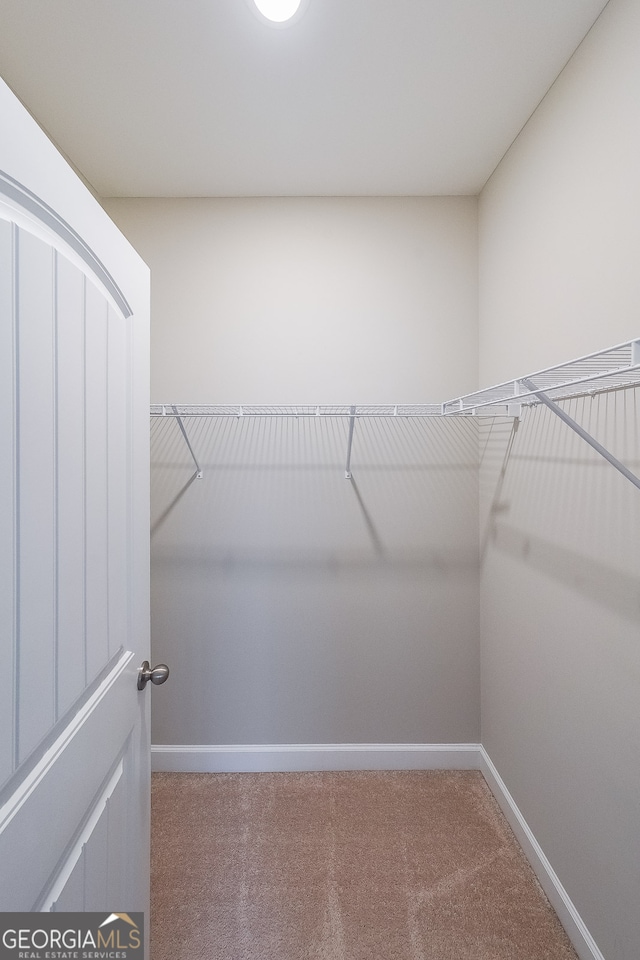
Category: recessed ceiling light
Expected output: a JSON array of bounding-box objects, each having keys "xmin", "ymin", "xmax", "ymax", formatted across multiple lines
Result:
[{"xmin": 252, "ymin": 0, "xmax": 303, "ymax": 24}]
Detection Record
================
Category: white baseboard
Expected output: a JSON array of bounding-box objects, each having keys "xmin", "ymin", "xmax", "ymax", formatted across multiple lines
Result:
[
  {"xmin": 479, "ymin": 747, "xmax": 604, "ymax": 960},
  {"xmin": 151, "ymin": 742, "xmax": 481, "ymax": 773}
]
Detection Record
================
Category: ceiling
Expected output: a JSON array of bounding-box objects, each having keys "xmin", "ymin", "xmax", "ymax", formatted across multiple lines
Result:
[{"xmin": 0, "ymin": 0, "xmax": 610, "ymax": 198}]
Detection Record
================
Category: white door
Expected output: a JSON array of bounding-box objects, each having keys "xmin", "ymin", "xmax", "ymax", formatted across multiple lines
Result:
[{"xmin": 0, "ymin": 81, "xmax": 151, "ymax": 938}]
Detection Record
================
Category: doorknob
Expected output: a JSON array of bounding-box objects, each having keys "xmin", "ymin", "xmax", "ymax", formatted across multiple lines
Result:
[{"xmin": 138, "ymin": 661, "xmax": 170, "ymax": 690}]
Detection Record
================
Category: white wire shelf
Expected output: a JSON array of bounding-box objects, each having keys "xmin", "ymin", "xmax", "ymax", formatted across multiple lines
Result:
[
  {"xmin": 443, "ymin": 337, "xmax": 640, "ymax": 414},
  {"xmin": 151, "ymin": 338, "xmax": 640, "ymax": 419},
  {"xmin": 150, "ymin": 338, "xmax": 640, "ymax": 489},
  {"xmin": 150, "ymin": 403, "xmax": 444, "ymax": 418}
]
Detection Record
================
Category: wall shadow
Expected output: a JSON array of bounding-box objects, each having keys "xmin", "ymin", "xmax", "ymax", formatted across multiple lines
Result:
[{"xmin": 480, "ymin": 388, "xmax": 640, "ymax": 622}]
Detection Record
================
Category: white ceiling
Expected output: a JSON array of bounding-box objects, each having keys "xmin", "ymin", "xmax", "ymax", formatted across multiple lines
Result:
[{"xmin": 0, "ymin": 0, "xmax": 610, "ymax": 198}]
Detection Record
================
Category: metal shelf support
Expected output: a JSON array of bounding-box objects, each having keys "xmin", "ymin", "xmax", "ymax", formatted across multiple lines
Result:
[
  {"xmin": 169, "ymin": 404, "xmax": 203, "ymax": 479},
  {"xmin": 520, "ymin": 377, "xmax": 640, "ymax": 491},
  {"xmin": 345, "ymin": 406, "xmax": 356, "ymax": 480}
]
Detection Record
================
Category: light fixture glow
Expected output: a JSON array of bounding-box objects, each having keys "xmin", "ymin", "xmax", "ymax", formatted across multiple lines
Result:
[{"xmin": 253, "ymin": 0, "xmax": 302, "ymax": 23}]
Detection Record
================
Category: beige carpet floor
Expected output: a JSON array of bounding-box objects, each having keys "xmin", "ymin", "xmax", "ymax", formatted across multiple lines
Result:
[{"xmin": 151, "ymin": 770, "xmax": 579, "ymax": 960}]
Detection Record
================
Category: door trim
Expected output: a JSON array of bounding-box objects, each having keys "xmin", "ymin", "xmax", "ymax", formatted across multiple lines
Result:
[{"xmin": 0, "ymin": 168, "xmax": 132, "ymax": 318}]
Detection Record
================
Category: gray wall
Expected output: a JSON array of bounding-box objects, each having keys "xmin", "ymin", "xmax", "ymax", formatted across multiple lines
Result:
[
  {"xmin": 104, "ymin": 197, "xmax": 478, "ymax": 404},
  {"xmin": 105, "ymin": 196, "xmax": 481, "ymax": 745},
  {"xmin": 478, "ymin": 0, "xmax": 640, "ymax": 957}
]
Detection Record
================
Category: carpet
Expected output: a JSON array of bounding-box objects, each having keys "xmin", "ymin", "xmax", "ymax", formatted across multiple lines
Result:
[{"xmin": 151, "ymin": 770, "xmax": 579, "ymax": 960}]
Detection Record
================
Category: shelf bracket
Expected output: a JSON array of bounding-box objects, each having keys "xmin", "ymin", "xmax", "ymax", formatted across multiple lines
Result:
[
  {"xmin": 520, "ymin": 377, "xmax": 640, "ymax": 491},
  {"xmin": 507, "ymin": 380, "xmax": 522, "ymax": 420},
  {"xmin": 345, "ymin": 406, "xmax": 356, "ymax": 480},
  {"xmin": 172, "ymin": 405, "xmax": 203, "ymax": 479}
]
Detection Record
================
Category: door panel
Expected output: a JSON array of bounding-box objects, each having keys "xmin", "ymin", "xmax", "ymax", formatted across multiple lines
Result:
[
  {"xmin": 16, "ymin": 228, "xmax": 57, "ymax": 764},
  {"xmin": 107, "ymin": 308, "xmax": 131, "ymax": 663},
  {"xmin": 0, "ymin": 219, "xmax": 14, "ymax": 791},
  {"xmin": 1, "ymin": 652, "xmax": 137, "ymax": 909},
  {"xmin": 56, "ymin": 254, "xmax": 88, "ymax": 717},
  {"xmin": 0, "ymin": 76, "xmax": 150, "ymax": 945},
  {"xmin": 2, "ymin": 226, "xmax": 136, "ymax": 765},
  {"xmin": 82, "ymin": 791, "xmax": 110, "ymax": 912},
  {"xmin": 85, "ymin": 279, "xmax": 110, "ymax": 685},
  {"xmin": 40, "ymin": 744, "xmax": 130, "ymax": 912},
  {"xmin": 52, "ymin": 851, "xmax": 85, "ymax": 912},
  {"xmin": 0, "ymin": 203, "xmax": 149, "ymax": 923},
  {"xmin": 105, "ymin": 757, "xmax": 127, "ymax": 906}
]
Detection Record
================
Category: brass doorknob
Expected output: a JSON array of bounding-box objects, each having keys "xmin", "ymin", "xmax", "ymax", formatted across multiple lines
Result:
[{"xmin": 137, "ymin": 660, "xmax": 170, "ymax": 690}]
